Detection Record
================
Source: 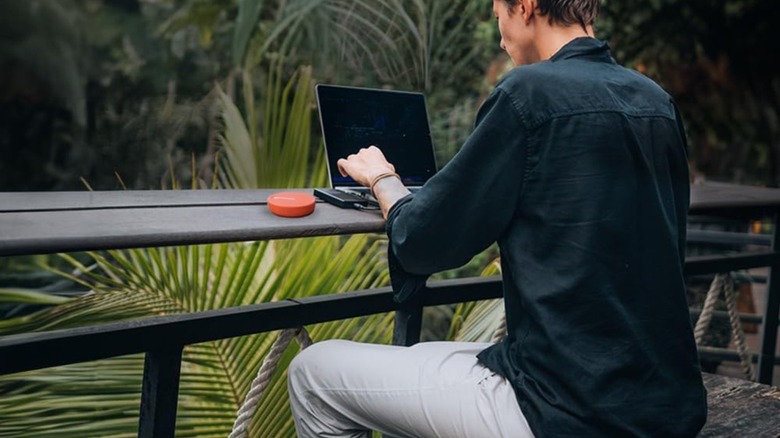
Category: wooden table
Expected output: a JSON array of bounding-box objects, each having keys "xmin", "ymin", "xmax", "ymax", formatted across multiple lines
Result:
[
  {"xmin": 0, "ymin": 189, "xmax": 385, "ymax": 256},
  {"xmin": 2, "ymin": 182, "xmax": 780, "ymax": 257}
]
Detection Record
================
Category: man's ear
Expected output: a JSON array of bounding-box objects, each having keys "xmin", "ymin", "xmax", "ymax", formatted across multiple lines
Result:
[{"xmin": 520, "ymin": 0, "xmax": 537, "ymax": 23}]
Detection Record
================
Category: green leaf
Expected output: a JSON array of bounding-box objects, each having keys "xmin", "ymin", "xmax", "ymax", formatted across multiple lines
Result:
[
  {"xmin": 449, "ymin": 259, "xmax": 503, "ymax": 342},
  {"xmin": 232, "ymin": 0, "xmax": 265, "ymax": 66},
  {"xmin": 0, "ymin": 288, "xmax": 71, "ymax": 305}
]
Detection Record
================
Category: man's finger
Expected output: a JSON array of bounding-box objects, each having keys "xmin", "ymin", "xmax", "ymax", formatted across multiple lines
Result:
[{"xmin": 337, "ymin": 158, "xmax": 349, "ymax": 177}]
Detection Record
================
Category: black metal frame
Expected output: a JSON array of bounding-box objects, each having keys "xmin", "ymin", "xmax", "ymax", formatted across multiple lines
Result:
[{"xmin": 758, "ymin": 215, "xmax": 780, "ymax": 383}]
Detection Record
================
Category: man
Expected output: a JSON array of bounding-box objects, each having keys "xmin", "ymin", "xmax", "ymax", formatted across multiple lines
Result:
[{"xmin": 288, "ymin": 0, "xmax": 708, "ymax": 436}]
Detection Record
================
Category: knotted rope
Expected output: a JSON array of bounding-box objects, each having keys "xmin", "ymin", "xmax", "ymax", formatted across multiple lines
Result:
[
  {"xmin": 491, "ymin": 308, "xmax": 507, "ymax": 344},
  {"xmin": 229, "ymin": 327, "xmax": 313, "ymax": 438},
  {"xmin": 694, "ymin": 273, "xmax": 755, "ymax": 381}
]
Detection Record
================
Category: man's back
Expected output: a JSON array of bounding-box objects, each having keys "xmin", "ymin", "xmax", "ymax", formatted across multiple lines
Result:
[{"xmin": 476, "ymin": 37, "xmax": 707, "ymax": 436}]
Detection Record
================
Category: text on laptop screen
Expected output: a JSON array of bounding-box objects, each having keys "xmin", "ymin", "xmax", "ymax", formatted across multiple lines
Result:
[{"xmin": 316, "ymin": 85, "xmax": 437, "ymax": 188}]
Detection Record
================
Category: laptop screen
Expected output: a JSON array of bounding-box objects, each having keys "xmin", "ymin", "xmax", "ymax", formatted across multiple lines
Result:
[{"xmin": 316, "ymin": 84, "xmax": 438, "ymax": 188}]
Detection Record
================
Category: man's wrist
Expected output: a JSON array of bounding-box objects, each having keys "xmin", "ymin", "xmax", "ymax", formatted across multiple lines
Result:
[
  {"xmin": 368, "ymin": 171, "xmax": 400, "ymax": 197},
  {"xmin": 372, "ymin": 176, "xmax": 410, "ymax": 219}
]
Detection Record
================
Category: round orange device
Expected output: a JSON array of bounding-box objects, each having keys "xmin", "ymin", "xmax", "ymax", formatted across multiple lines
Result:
[{"xmin": 267, "ymin": 192, "xmax": 316, "ymax": 218}]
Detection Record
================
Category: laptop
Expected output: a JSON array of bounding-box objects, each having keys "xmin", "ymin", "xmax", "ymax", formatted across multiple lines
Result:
[{"xmin": 315, "ymin": 84, "xmax": 438, "ymax": 199}]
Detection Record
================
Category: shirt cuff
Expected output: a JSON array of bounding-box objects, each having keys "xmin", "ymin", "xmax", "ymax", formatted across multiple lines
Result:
[{"xmin": 385, "ymin": 193, "xmax": 415, "ymax": 235}]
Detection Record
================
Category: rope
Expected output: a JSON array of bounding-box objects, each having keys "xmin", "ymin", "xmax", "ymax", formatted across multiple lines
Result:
[
  {"xmin": 694, "ymin": 274, "xmax": 726, "ymax": 345},
  {"xmin": 694, "ymin": 273, "xmax": 755, "ymax": 381},
  {"xmin": 722, "ymin": 277, "xmax": 756, "ymax": 381},
  {"xmin": 491, "ymin": 310, "xmax": 507, "ymax": 344},
  {"xmin": 229, "ymin": 327, "xmax": 312, "ymax": 438}
]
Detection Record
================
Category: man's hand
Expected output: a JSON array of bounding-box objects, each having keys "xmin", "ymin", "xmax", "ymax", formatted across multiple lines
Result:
[
  {"xmin": 337, "ymin": 146, "xmax": 410, "ymax": 219},
  {"xmin": 337, "ymin": 146, "xmax": 396, "ymax": 187}
]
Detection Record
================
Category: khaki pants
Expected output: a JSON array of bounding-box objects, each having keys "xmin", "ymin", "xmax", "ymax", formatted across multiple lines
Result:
[{"xmin": 287, "ymin": 340, "xmax": 534, "ymax": 438}]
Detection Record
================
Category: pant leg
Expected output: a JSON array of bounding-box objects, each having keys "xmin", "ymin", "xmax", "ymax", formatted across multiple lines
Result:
[{"xmin": 287, "ymin": 340, "xmax": 534, "ymax": 438}]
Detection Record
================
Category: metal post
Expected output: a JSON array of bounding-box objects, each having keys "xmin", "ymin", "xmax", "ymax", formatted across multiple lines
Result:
[
  {"xmin": 138, "ymin": 346, "xmax": 184, "ymax": 438},
  {"xmin": 758, "ymin": 214, "xmax": 780, "ymax": 384}
]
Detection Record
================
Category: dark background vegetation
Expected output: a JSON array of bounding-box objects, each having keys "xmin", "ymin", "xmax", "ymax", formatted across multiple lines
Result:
[{"xmin": 1, "ymin": 0, "xmax": 778, "ymax": 191}]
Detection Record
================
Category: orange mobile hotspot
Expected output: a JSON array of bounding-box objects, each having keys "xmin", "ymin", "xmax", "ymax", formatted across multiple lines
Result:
[{"xmin": 267, "ymin": 192, "xmax": 316, "ymax": 218}]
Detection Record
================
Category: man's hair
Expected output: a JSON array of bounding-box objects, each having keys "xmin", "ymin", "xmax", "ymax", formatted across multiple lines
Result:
[{"xmin": 503, "ymin": 0, "xmax": 599, "ymax": 29}]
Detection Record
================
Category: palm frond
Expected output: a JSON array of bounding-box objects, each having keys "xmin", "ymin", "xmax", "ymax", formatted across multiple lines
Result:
[
  {"xmin": 449, "ymin": 257, "xmax": 504, "ymax": 343},
  {"xmin": 0, "ymin": 288, "xmax": 71, "ymax": 305},
  {"xmin": 218, "ymin": 64, "xmax": 325, "ymax": 190},
  {"xmin": 232, "ymin": 0, "xmax": 266, "ymax": 66}
]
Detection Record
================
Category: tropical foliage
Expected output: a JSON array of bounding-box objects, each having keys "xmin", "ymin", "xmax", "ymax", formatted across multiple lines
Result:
[{"xmin": 0, "ymin": 66, "xmax": 394, "ymax": 437}]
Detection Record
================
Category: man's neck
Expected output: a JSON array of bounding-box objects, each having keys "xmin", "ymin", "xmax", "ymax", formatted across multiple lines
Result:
[{"xmin": 533, "ymin": 24, "xmax": 594, "ymax": 62}]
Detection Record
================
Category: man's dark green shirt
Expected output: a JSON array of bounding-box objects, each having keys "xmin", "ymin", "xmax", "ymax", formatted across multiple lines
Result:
[{"xmin": 386, "ymin": 38, "xmax": 707, "ymax": 437}]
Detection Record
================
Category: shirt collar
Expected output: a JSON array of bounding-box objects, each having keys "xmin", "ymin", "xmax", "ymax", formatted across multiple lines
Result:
[{"xmin": 549, "ymin": 37, "xmax": 614, "ymax": 63}]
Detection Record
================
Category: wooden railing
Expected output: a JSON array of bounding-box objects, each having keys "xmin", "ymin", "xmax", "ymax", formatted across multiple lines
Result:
[{"xmin": 1, "ymin": 183, "xmax": 779, "ymax": 437}]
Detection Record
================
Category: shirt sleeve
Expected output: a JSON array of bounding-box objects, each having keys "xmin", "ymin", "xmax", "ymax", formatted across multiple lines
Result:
[{"xmin": 386, "ymin": 88, "xmax": 528, "ymax": 275}]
